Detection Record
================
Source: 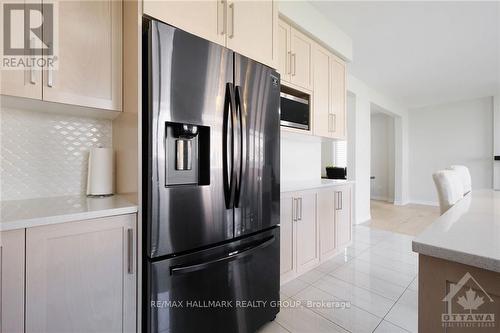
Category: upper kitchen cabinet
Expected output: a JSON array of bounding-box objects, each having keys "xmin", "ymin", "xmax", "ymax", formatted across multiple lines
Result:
[
  {"xmin": 143, "ymin": 0, "xmax": 226, "ymax": 46},
  {"xmin": 226, "ymin": 0, "xmax": 276, "ymax": 68},
  {"xmin": 143, "ymin": 0, "xmax": 277, "ymax": 68},
  {"xmin": 313, "ymin": 43, "xmax": 347, "ymax": 139},
  {"xmin": 330, "ymin": 55, "xmax": 346, "ymax": 139},
  {"xmin": 312, "ymin": 43, "xmax": 331, "ymax": 138},
  {"xmin": 278, "ymin": 18, "xmax": 312, "ymax": 91},
  {"xmin": 42, "ymin": 0, "xmax": 122, "ymax": 111}
]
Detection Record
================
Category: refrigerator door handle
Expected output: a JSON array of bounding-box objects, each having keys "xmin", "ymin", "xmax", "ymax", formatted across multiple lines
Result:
[
  {"xmin": 223, "ymin": 82, "xmax": 237, "ymax": 208},
  {"xmin": 170, "ymin": 235, "xmax": 275, "ymax": 275},
  {"xmin": 234, "ymin": 85, "xmax": 246, "ymax": 207}
]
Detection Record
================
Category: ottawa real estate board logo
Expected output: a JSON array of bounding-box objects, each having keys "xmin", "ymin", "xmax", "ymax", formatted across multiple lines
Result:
[
  {"xmin": 1, "ymin": 2, "xmax": 58, "ymax": 70},
  {"xmin": 442, "ymin": 272, "xmax": 495, "ymax": 329}
]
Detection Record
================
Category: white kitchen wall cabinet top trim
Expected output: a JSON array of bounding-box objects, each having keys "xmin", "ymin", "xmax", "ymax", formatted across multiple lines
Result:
[
  {"xmin": 281, "ymin": 179, "xmax": 354, "ymax": 193},
  {"xmin": 0, "ymin": 195, "xmax": 137, "ymax": 231}
]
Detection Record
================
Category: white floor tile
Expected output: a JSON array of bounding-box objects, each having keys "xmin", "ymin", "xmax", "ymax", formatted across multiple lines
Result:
[
  {"xmin": 280, "ymin": 279, "xmax": 309, "ymax": 298},
  {"xmin": 314, "ymin": 255, "xmax": 352, "ymax": 274},
  {"xmin": 356, "ymin": 251, "xmax": 417, "ymax": 277},
  {"xmin": 374, "ymin": 320, "xmax": 410, "ymax": 333},
  {"xmin": 407, "ymin": 278, "xmax": 418, "ymax": 292},
  {"xmin": 329, "ymin": 265, "xmax": 407, "ymax": 300},
  {"xmin": 385, "ymin": 289, "xmax": 418, "ymax": 333},
  {"xmin": 257, "ymin": 321, "xmax": 291, "ymax": 333},
  {"xmin": 275, "ymin": 305, "xmax": 348, "ymax": 333},
  {"xmin": 292, "ymin": 285, "xmax": 382, "ymax": 333},
  {"xmin": 313, "ymin": 275, "xmax": 395, "ymax": 318},
  {"xmin": 369, "ymin": 245, "xmax": 418, "ymax": 266},
  {"xmin": 297, "ymin": 268, "xmax": 327, "ymax": 284},
  {"xmin": 345, "ymin": 258, "xmax": 416, "ymax": 287}
]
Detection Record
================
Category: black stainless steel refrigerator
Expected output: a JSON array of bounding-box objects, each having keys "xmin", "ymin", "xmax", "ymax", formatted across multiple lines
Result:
[{"xmin": 143, "ymin": 19, "xmax": 281, "ymax": 333}]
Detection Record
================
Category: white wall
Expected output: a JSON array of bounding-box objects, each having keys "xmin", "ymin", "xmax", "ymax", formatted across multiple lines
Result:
[
  {"xmin": 280, "ymin": 131, "xmax": 322, "ymax": 183},
  {"xmin": 278, "ymin": 1, "xmax": 353, "ymax": 61},
  {"xmin": 347, "ymin": 75, "xmax": 409, "ymax": 224},
  {"xmin": 409, "ymin": 97, "xmax": 494, "ymax": 205},
  {"xmin": 370, "ymin": 112, "xmax": 395, "ymax": 202}
]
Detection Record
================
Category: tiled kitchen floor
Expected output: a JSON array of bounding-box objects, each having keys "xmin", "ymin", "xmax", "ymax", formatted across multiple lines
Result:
[{"xmin": 259, "ymin": 225, "xmax": 418, "ymax": 333}]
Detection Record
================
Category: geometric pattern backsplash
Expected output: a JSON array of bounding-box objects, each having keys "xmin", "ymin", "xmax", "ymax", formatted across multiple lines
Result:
[{"xmin": 0, "ymin": 108, "xmax": 112, "ymax": 201}]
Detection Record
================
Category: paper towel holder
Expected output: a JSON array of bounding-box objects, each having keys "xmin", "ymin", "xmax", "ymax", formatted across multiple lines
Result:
[{"xmin": 86, "ymin": 146, "xmax": 114, "ymax": 197}]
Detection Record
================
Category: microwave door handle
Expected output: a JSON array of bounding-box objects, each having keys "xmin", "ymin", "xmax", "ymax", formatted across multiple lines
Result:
[{"xmin": 223, "ymin": 83, "xmax": 236, "ymax": 209}]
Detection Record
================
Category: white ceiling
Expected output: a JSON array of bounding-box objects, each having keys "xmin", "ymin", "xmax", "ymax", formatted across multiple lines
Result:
[{"xmin": 310, "ymin": 1, "xmax": 500, "ymax": 108}]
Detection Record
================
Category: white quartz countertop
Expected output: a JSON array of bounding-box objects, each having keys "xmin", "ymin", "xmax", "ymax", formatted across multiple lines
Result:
[
  {"xmin": 281, "ymin": 179, "xmax": 353, "ymax": 193},
  {"xmin": 0, "ymin": 194, "xmax": 138, "ymax": 231},
  {"xmin": 412, "ymin": 190, "xmax": 500, "ymax": 273}
]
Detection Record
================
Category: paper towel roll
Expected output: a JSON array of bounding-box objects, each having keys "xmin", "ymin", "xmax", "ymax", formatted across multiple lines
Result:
[{"xmin": 86, "ymin": 147, "xmax": 114, "ymax": 196}]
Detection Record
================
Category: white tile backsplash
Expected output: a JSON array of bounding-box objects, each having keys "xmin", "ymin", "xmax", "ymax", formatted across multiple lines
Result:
[{"xmin": 0, "ymin": 108, "xmax": 112, "ymax": 201}]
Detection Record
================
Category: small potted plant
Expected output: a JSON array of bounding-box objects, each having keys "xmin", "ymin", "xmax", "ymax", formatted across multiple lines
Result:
[{"xmin": 325, "ymin": 165, "xmax": 346, "ymax": 179}]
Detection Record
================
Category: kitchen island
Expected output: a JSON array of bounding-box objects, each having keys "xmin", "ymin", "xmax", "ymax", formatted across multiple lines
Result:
[{"xmin": 412, "ymin": 190, "xmax": 500, "ymax": 333}]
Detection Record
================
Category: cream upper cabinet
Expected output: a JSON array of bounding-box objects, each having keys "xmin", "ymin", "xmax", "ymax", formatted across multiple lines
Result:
[
  {"xmin": 0, "ymin": 229, "xmax": 25, "ymax": 333},
  {"xmin": 335, "ymin": 185, "xmax": 352, "ymax": 248},
  {"xmin": 289, "ymin": 27, "xmax": 312, "ymax": 90},
  {"xmin": 277, "ymin": 19, "xmax": 291, "ymax": 82},
  {"xmin": 278, "ymin": 18, "xmax": 312, "ymax": 90},
  {"xmin": 295, "ymin": 191, "xmax": 319, "ymax": 273},
  {"xmin": 280, "ymin": 195, "xmax": 295, "ymax": 283},
  {"xmin": 330, "ymin": 55, "xmax": 347, "ymax": 139},
  {"xmin": 42, "ymin": 0, "xmax": 122, "ymax": 111},
  {"xmin": 317, "ymin": 189, "xmax": 336, "ymax": 260},
  {"xmin": 226, "ymin": 0, "xmax": 276, "ymax": 68},
  {"xmin": 0, "ymin": 0, "xmax": 42, "ymax": 99},
  {"xmin": 25, "ymin": 214, "xmax": 136, "ymax": 333},
  {"xmin": 144, "ymin": 0, "xmax": 276, "ymax": 68},
  {"xmin": 312, "ymin": 44, "xmax": 331, "ymax": 138},
  {"xmin": 143, "ymin": 0, "xmax": 225, "ymax": 46}
]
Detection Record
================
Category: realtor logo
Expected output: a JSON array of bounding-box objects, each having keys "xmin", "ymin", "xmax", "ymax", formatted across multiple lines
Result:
[
  {"xmin": 441, "ymin": 272, "xmax": 495, "ymax": 329},
  {"xmin": 1, "ymin": 2, "xmax": 57, "ymax": 69}
]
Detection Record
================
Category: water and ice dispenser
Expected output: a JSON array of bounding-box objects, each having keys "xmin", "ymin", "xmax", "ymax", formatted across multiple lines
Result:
[{"xmin": 165, "ymin": 122, "xmax": 210, "ymax": 186}]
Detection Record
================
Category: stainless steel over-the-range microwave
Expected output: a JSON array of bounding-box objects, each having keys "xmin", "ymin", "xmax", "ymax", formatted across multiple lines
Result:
[{"xmin": 280, "ymin": 92, "xmax": 310, "ymax": 130}]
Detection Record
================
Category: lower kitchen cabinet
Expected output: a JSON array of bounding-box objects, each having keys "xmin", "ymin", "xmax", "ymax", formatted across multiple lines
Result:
[
  {"xmin": 0, "ymin": 229, "xmax": 25, "ymax": 333},
  {"xmin": 317, "ymin": 189, "xmax": 336, "ymax": 259},
  {"xmin": 334, "ymin": 185, "xmax": 352, "ymax": 248},
  {"xmin": 295, "ymin": 191, "xmax": 320, "ymax": 273},
  {"xmin": 25, "ymin": 214, "xmax": 137, "ymax": 333},
  {"xmin": 280, "ymin": 184, "xmax": 352, "ymax": 283}
]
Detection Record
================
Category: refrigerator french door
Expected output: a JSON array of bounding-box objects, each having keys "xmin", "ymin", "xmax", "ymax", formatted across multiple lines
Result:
[{"xmin": 144, "ymin": 19, "xmax": 280, "ymax": 333}]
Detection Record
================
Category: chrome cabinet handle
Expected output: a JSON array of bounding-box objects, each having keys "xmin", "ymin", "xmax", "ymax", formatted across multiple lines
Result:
[
  {"xmin": 127, "ymin": 228, "xmax": 134, "ymax": 274},
  {"xmin": 291, "ymin": 53, "xmax": 296, "ymax": 76},
  {"xmin": 292, "ymin": 198, "xmax": 297, "ymax": 221},
  {"xmin": 340, "ymin": 192, "xmax": 343, "ymax": 210},
  {"xmin": 335, "ymin": 192, "xmax": 340, "ymax": 210},
  {"xmin": 218, "ymin": 0, "xmax": 226, "ymax": 35},
  {"xmin": 298, "ymin": 197, "xmax": 302, "ymax": 221},
  {"xmin": 287, "ymin": 51, "xmax": 291, "ymax": 74},
  {"xmin": 29, "ymin": 38, "xmax": 36, "ymax": 84},
  {"xmin": 228, "ymin": 2, "xmax": 235, "ymax": 38}
]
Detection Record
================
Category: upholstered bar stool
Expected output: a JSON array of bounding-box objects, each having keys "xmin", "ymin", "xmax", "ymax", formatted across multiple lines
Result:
[
  {"xmin": 432, "ymin": 170, "xmax": 464, "ymax": 215},
  {"xmin": 448, "ymin": 165, "xmax": 472, "ymax": 195}
]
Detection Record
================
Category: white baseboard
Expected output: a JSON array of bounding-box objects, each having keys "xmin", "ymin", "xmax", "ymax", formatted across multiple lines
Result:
[
  {"xmin": 393, "ymin": 200, "xmax": 410, "ymax": 206},
  {"xmin": 408, "ymin": 200, "xmax": 439, "ymax": 207},
  {"xmin": 370, "ymin": 196, "xmax": 391, "ymax": 202},
  {"xmin": 355, "ymin": 215, "xmax": 371, "ymax": 225}
]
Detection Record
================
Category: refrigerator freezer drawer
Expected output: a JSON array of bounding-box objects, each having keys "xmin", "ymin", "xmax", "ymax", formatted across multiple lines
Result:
[{"xmin": 145, "ymin": 228, "xmax": 280, "ymax": 333}]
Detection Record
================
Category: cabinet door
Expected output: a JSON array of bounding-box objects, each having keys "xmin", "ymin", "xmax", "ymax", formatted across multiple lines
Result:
[
  {"xmin": 26, "ymin": 214, "xmax": 137, "ymax": 333},
  {"xmin": 143, "ymin": 0, "xmax": 225, "ymax": 46},
  {"xmin": 317, "ymin": 189, "xmax": 336, "ymax": 259},
  {"xmin": 0, "ymin": 229, "xmax": 25, "ymax": 333},
  {"xmin": 227, "ymin": 0, "xmax": 276, "ymax": 68},
  {"xmin": 312, "ymin": 44, "xmax": 331, "ymax": 138},
  {"xmin": 42, "ymin": 0, "xmax": 122, "ymax": 111},
  {"xmin": 0, "ymin": 0, "xmax": 42, "ymax": 99},
  {"xmin": 330, "ymin": 56, "xmax": 346, "ymax": 139},
  {"xmin": 335, "ymin": 186, "xmax": 352, "ymax": 248},
  {"xmin": 290, "ymin": 27, "xmax": 312, "ymax": 90},
  {"xmin": 295, "ymin": 192, "xmax": 319, "ymax": 273},
  {"xmin": 279, "ymin": 196, "xmax": 295, "ymax": 283},
  {"xmin": 277, "ymin": 18, "xmax": 291, "ymax": 82}
]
